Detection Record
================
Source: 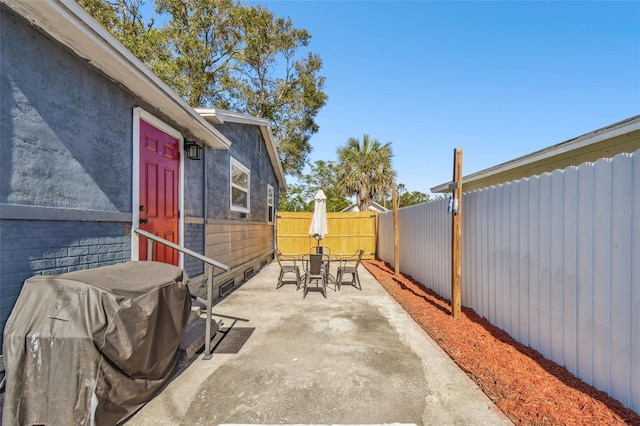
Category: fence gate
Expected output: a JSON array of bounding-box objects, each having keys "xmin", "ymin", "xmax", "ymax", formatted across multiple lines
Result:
[{"xmin": 276, "ymin": 211, "xmax": 377, "ymax": 259}]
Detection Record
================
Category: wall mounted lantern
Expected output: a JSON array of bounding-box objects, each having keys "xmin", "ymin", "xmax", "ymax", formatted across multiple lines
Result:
[{"xmin": 184, "ymin": 140, "xmax": 203, "ymax": 160}]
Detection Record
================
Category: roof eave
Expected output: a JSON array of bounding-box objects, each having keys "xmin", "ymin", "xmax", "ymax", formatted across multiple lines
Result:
[
  {"xmin": 259, "ymin": 125, "xmax": 288, "ymax": 194},
  {"xmin": 196, "ymin": 108, "xmax": 288, "ymax": 193}
]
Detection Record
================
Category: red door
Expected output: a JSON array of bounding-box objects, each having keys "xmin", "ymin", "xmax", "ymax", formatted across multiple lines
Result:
[{"xmin": 139, "ymin": 119, "xmax": 180, "ymax": 265}]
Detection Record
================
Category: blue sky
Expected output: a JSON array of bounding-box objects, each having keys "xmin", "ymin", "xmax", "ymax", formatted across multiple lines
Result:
[{"xmin": 145, "ymin": 1, "xmax": 640, "ymax": 194}]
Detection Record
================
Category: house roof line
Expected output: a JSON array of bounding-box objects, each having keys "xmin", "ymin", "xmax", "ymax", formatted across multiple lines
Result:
[
  {"xmin": 196, "ymin": 108, "xmax": 270, "ymax": 127},
  {"xmin": 195, "ymin": 109, "xmax": 287, "ymax": 193},
  {"xmin": 2, "ymin": 0, "xmax": 231, "ymax": 150},
  {"xmin": 431, "ymin": 115, "xmax": 640, "ymax": 193},
  {"xmin": 341, "ymin": 201, "xmax": 390, "ymax": 213}
]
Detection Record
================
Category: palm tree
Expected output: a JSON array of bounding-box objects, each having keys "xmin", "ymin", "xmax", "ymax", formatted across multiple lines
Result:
[{"xmin": 336, "ymin": 134, "xmax": 396, "ymax": 212}]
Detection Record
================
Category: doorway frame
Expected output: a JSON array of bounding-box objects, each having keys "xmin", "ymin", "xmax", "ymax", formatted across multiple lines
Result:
[{"xmin": 131, "ymin": 107, "xmax": 185, "ymax": 266}]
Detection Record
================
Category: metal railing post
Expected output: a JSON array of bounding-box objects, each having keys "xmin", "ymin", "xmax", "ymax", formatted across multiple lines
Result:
[
  {"xmin": 203, "ymin": 264, "xmax": 214, "ymax": 360},
  {"xmin": 131, "ymin": 228, "xmax": 229, "ymax": 361}
]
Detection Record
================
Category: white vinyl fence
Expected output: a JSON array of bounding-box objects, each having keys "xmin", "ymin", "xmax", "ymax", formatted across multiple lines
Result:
[{"xmin": 378, "ymin": 150, "xmax": 639, "ymax": 413}]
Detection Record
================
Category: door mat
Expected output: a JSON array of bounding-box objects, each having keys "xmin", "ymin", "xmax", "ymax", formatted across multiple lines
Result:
[{"xmin": 212, "ymin": 327, "xmax": 256, "ymax": 354}]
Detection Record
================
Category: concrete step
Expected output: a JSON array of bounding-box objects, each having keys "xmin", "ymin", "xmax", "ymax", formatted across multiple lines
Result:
[{"xmin": 179, "ymin": 300, "xmax": 220, "ymax": 362}]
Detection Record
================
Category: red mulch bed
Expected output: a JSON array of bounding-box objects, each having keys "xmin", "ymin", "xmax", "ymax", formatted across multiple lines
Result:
[{"xmin": 363, "ymin": 259, "xmax": 640, "ymax": 426}]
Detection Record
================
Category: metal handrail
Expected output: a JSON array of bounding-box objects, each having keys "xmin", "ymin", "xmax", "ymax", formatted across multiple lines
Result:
[{"xmin": 133, "ymin": 227, "xmax": 229, "ymax": 360}]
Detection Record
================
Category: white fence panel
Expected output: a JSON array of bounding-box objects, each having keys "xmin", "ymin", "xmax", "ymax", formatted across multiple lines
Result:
[
  {"xmin": 500, "ymin": 183, "xmax": 513, "ymax": 334},
  {"xmin": 517, "ymin": 178, "xmax": 531, "ymax": 346},
  {"xmin": 609, "ymin": 154, "xmax": 635, "ymax": 407},
  {"xmin": 592, "ymin": 158, "xmax": 613, "ymax": 394},
  {"xmin": 632, "ymin": 151, "xmax": 640, "ymax": 412},
  {"xmin": 462, "ymin": 192, "xmax": 474, "ymax": 311},
  {"xmin": 576, "ymin": 162, "xmax": 595, "ymax": 384},
  {"xmin": 378, "ymin": 198, "xmax": 451, "ymax": 298},
  {"xmin": 549, "ymin": 170, "xmax": 565, "ymax": 364},
  {"xmin": 508, "ymin": 181, "xmax": 519, "ymax": 340},
  {"xmin": 377, "ymin": 211, "xmax": 393, "ymax": 264},
  {"xmin": 398, "ymin": 200, "xmax": 451, "ymax": 298},
  {"xmin": 377, "ymin": 150, "xmax": 639, "ymax": 413},
  {"xmin": 538, "ymin": 172, "xmax": 552, "ymax": 359},
  {"xmin": 525, "ymin": 177, "xmax": 539, "ymax": 352},
  {"xmin": 562, "ymin": 166, "xmax": 579, "ymax": 376}
]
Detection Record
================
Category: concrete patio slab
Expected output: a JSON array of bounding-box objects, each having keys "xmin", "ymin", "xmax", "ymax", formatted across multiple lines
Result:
[{"xmin": 125, "ymin": 262, "xmax": 512, "ymax": 426}]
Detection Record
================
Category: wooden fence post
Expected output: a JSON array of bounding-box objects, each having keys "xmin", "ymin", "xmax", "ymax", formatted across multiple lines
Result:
[{"xmin": 451, "ymin": 148, "xmax": 463, "ymax": 318}]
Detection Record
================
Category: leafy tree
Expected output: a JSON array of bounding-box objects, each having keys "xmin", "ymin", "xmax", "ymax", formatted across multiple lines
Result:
[
  {"xmin": 376, "ymin": 183, "xmax": 431, "ymax": 208},
  {"xmin": 77, "ymin": 0, "xmax": 169, "ymax": 66},
  {"xmin": 78, "ymin": 0, "xmax": 328, "ymax": 176},
  {"xmin": 229, "ymin": 5, "xmax": 327, "ymax": 176},
  {"xmin": 155, "ymin": 0, "xmax": 327, "ymax": 176},
  {"xmin": 154, "ymin": 0, "xmax": 241, "ymax": 107},
  {"xmin": 278, "ymin": 160, "xmax": 349, "ymax": 212},
  {"xmin": 77, "ymin": 0, "xmax": 119, "ymax": 28},
  {"xmin": 300, "ymin": 161, "xmax": 349, "ymax": 212},
  {"xmin": 399, "ymin": 189, "xmax": 430, "ymax": 207},
  {"xmin": 336, "ymin": 134, "xmax": 396, "ymax": 212},
  {"xmin": 278, "ymin": 182, "xmax": 308, "ymax": 212}
]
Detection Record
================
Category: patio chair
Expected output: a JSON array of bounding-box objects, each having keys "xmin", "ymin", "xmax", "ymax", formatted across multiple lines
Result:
[
  {"xmin": 336, "ymin": 249, "xmax": 364, "ymax": 290},
  {"xmin": 309, "ymin": 247, "xmax": 336, "ymax": 288},
  {"xmin": 275, "ymin": 249, "xmax": 301, "ymax": 289},
  {"xmin": 301, "ymin": 253, "xmax": 329, "ymax": 298}
]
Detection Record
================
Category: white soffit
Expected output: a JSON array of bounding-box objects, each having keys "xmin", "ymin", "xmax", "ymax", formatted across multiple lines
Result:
[
  {"xmin": 196, "ymin": 108, "xmax": 270, "ymax": 127},
  {"xmin": 2, "ymin": 0, "xmax": 230, "ymax": 150}
]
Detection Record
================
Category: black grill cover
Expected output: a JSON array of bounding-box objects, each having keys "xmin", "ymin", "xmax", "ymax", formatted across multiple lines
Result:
[{"xmin": 2, "ymin": 261, "xmax": 191, "ymax": 425}]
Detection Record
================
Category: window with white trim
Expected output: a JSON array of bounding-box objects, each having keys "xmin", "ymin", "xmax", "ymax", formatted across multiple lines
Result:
[
  {"xmin": 230, "ymin": 157, "xmax": 250, "ymax": 212},
  {"xmin": 267, "ymin": 184, "xmax": 274, "ymax": 223}
]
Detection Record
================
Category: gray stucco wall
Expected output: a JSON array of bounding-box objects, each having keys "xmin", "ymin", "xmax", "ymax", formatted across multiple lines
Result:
[
  {"xmin": 205, "ymin": 123, "xmax": 280, "ymax": 221},
  {"xmin": 1, "ymin": 7, "xmax": 134, "ymax": 211},
  {"xmin": 0, "ymin": 7, "xmax": 137, "ymax": 348},
  {"xmin": 184, "ymin": 154, "xmax": 205, "ymax": 218}
]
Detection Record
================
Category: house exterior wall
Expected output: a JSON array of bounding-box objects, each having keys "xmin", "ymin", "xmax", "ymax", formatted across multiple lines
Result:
[
  {"xmin": 182, "ymin": 122, "xmax": 281, "ymax": 225},
  {"xmin": 0, "ymin": 220, "xmax": 131, "ymax": 336},
  {"xmin": 207, "ymin": 122, "xmax": 279, "ymax": 222},
  {"xmin": 184, "ymin": 154, "xmax": 205, "ymax": 218},
  {"xmin": 0, "ymin": 6, "xmax": 284, "ymax": 349},
  {"xmin": 1, "ymin": 7, "xmax": 134, "ymax": 211},
  {"xmin": 184, "ymin": 222, "xmax": 205, "ymax": 278},
  {"xmin": 0, "ymin": 8, "xmax": 135, "ymax": 347},
  {"xmin": 184, "ymin": 122, "xmax": 280, "ymax": 297}
]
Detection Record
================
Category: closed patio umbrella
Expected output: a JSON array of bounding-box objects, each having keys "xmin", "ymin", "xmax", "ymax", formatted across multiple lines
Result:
[{"xmin": 309, "ymin": 189, "xmax": 327, "ymax": 248}]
